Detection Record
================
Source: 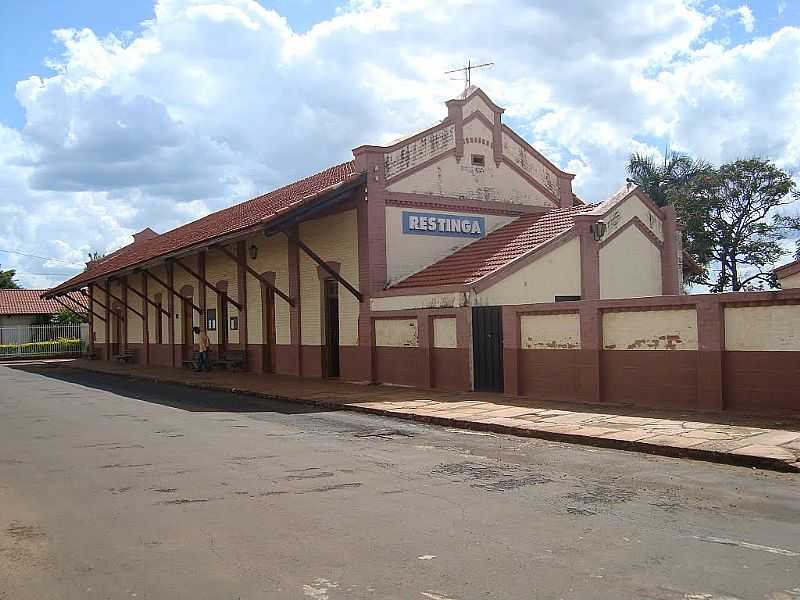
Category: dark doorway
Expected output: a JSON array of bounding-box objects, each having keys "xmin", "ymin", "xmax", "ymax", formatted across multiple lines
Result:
[
  {"xmin": 217, "ymin": 292, "xmax": 228, "ymax": 355},
  {"xmin": 472, "ymin": 306, "xmax": 504, "ymax": 393},
  {"xmin": 111, "ymin": 310, "xmax": 122, "ymax": 356},
  {"xmin": 323, "ymin": 279, "xmax": 340, "ymax": 378},
  {"xmin": 182, "ymin": 299, "xmax": 194, "ymax": 362}
]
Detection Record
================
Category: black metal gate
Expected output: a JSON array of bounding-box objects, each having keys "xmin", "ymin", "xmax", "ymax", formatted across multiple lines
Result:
[{"xmin": 472, "ymin": 306, "xmax": 504, "ymax": 392}]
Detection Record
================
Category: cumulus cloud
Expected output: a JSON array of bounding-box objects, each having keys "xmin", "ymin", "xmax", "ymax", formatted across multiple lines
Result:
[{"xmin": 1, "ymin": 0, "xmax": 799, "ymax": 287}]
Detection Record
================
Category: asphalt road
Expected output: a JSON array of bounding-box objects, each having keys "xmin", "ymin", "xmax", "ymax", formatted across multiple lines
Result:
[{"xmin": 1, "ymin": 364, "xmax": 799, "ymax": 600}]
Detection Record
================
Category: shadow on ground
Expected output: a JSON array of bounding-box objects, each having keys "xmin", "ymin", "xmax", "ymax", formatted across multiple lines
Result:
[{"xmin": 8, "ymin": 365, "xmax": 335, "ymax": 416}]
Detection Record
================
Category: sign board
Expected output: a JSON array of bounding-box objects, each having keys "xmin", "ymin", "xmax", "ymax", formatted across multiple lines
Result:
[{"xmin": 402, "ymin": 211, "xmax": 486, "ymax": 239}]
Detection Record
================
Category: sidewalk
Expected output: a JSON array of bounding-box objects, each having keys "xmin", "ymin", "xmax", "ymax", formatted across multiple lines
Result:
[{"xmin": 42, "ymin": 359, "xmax": 800, "ymax": 472}]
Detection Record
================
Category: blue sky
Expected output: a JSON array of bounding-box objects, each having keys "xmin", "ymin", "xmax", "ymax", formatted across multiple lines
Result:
[{"xmin": 0, "ymin": 0, "xmax": 798, "ymax": 288}]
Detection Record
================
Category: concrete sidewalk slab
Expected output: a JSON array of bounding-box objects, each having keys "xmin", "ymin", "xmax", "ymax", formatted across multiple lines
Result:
[{"xmin": 25, "ymin": 359, "xmax": 800, "ymax": 473}]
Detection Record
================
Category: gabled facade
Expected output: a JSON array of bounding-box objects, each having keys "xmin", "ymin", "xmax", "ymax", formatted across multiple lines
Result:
[{"xmin": 46, "ymin": 87, "xmax": 682, "ymax": 391}]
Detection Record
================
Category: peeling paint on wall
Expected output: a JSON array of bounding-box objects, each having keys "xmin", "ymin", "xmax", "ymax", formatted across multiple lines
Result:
[
  {"xmin": 384, "ymin": 125, "xmax": 455, "ymax": 180},
  {"xmin": 602, "ymin": 309, "xmax": 698, "ymax": 351},
  {"xmin": 725, "ymin": 305, "xmax": 800, "ymax": 351},
  {"xmin": 375, "ymin": 319, "xmax": 419, "ymax": 347},
  {"xmin": 501, "ymin": 133, "xmax": 560, "ymax": 197},
  {"xmin": 520, "ymin": 313, "xmax": 581, "ymax": 350}
]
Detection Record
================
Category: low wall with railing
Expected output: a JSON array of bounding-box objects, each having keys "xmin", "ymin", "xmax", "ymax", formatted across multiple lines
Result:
[{"xmin": 0, "ymin": 323, "xmax": 88, "ymax": 359}]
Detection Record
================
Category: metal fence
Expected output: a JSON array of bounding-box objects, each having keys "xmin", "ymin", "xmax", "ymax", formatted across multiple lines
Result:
[{"xmin": 0, "ymin": 323, "xmax": 89, "ymax": 359}]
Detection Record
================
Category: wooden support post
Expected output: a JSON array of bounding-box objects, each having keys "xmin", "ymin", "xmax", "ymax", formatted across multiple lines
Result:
[
  {"xmin": 287, "ymin": 225, "xmax": 302, "ymax": 376},
  {"xmin": 287, "ymin": 232, "xmax": 363, "ymax": 302},
  {"xmin": 104, "ymin": 282, "xmax": 110, "ymax": 360},
  {"xmin": 167, "ymin": 264, "xmax": 176, "ymax": 367},
  {"xmin": 199, "ymin": 251, "xmax": 207, "ymax": 332},
  {"xmin": 174, "ymin": 258, "xmax": 242, "ymax": 310},
  {"xmin": 237, "ymin": 240, "xmax": 248, "ymax": 364},
  {"xmin": 121, "ymin": 276, "xmax": 129, "ymax": 352},
  {"xmin": 88, "ymin": 284, "xmax": 95, "ymax": 354},
  {"xmin": 142, "ymin": 272, "xmax": 149, "ymax": 366},
  {"xmin": 214, "ymin": 244, "xmax": 294, "ymax": 306},
  {"xmin": 144, "ymin": 270, "xmax": 202, "ymax": 314}
]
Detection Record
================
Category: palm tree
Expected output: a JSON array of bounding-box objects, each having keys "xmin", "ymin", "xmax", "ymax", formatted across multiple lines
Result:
[{"xmin": 626, "ymin": 151, "xmax": 709, "ymax": 208}]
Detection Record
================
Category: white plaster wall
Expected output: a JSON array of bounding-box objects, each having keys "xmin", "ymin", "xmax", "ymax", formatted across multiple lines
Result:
[
  {"xmin": 204, "ymin": 249, "xmax": 240, "ymax": 345},
  {"xmin": 477, "ymin": 237, "xmax": 581, "ymax": 306},
  {"xmin": 433, "ymin": 317, "xmax": 457, "ymax": 348},
  {"xmin": 779, "ymin": 271, "xmax": 800, "ymax": 289},
  {"xmin": 299, "ymin": 209, "xmax": 360, "ymax": 347},
  {"xmin": 375, "ymin": 319, "xmax": 418, "ymax": 347},
  {"xmin": 462, "ymin": 94, "xmax": 495, "ymax": 122},
  {"xmin": 123, "ymin": 275, "xmax": 145, "ymax": 344},
  {"xmin": 600, "ymin": 226, "xmax": 662, "ymax": 299},
  {"xmin": 520, "ymin": 313, "xmax": 580, "ymax": 349},
  {"xmin": 603, "ymin": 194, "xmax": 663, "ymax": 242},
  {"xmin": 385, "ymin": 206, "xmax": 514, "ymax": 284},
  {"xmin": 245, "ymin": 233, "xmax": 291, "ymax": 345},
  {"xmin": 602, "ymin": 309, "xmax": 698, "ymax": 350},
  {"xmin": 387, "ymin": 154, "xmax": 555, "ymax": 208},
  {"xmin": 371, "ymin": 292, "xmax": 471, "ymax": 312},
  {"xmin": 501, "ymin": 132, "xmax": 561, "ymax": 198},
  {"xmin": 725, "ymin": 305, "xmax": 800, "ymax": 351}
]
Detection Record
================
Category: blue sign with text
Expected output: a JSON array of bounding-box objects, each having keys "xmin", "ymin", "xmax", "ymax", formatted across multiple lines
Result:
[{"xmin": 402, "ymin": 211, "xmax": 486, "ymax": 239}]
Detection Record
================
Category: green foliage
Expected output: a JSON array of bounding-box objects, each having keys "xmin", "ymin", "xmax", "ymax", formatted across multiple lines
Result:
[
  {"xmin": 773, "ymin": 213, "xmax": 800, "ymax": 261},
  {"xmin": 700, "ymin": 158, "xmax": 797, "ymax": 291},
  {"xmin": 0, "ymin": 265, "xmax": 19, "ymax": 289},
  {"xmin": 0, "ymin": 338, "xmax": 82, "ymax": 357},
  {"xmin": 52, "ymin": 308, "xmax": 85, "ymax": 324},
  {"xmin": 628, "ymin": 153, "xmax": 797, "ymax": 291}
]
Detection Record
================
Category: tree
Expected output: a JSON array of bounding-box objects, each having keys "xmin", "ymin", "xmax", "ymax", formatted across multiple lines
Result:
[
  {"xmin": 52, "ymin": 308, "xmax": 85, "ymax": 324},
  {"xmin": 701, "ymin": 158, "xmax": 798, "ymax": 292},
  {"xmin": 626, "ymin": 151, "xmax": 713, "ymax": 282},
  {"xmin": 774, "ymin": 213, "xmax": 800, "ymax": 261},
  {"xmin": 0, "ymin": 265, "xmax": 19, "ymax": 289}
]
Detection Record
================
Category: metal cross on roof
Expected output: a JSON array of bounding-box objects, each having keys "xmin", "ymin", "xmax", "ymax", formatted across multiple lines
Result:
[{"xmin": 445, "ymin": 59, "xmax": 494, "ymax": 90}]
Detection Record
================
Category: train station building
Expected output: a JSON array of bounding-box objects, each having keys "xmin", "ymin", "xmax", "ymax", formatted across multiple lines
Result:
[{"xmin": 52, "ymin": 86, "xmax": 790, "ymax": 411}]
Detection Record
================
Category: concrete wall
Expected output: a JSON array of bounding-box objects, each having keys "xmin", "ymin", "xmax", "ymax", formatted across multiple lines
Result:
[
  {"xmin": 600, "ymin": 225, "xmax": 662, "ymax": 299},
  {"xmin": 478, "ymin": 237, "xmax": 581, "ymax": 305},
  {"xmin": 433, "ymin": 317, "xmax": 457, "ymax": 348},
  {"xmin": 504, "ymin": 290, "xmax": 800, "ymax": 413},
  {"xmin": 724, "ymin": 305, "xmax": 800, "ymax": 351},
  {"xmin": 371, "ymin": 292, "xmax": 471, "ymax": 312},
  {"xmin": 385, "ymin": 206, "xmax": 514, "ymax": 284},
  {"xmin": 604, "ymin": 195, "xmax": 663, "ymax": 242},
  {"xmin": 0, "ymin": 315, "xmax": 39, "ymax": 327}
]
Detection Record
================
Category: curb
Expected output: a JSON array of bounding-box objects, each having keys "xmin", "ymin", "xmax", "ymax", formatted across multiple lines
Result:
[{"xmin": 62, "ymin": 363, "xmax": 800, "ymax": 474}]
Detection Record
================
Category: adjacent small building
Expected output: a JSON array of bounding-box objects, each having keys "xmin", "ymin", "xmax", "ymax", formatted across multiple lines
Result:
[
  {"xmin": 0, "ymin": 289, "xmax": 83, "ymax": 327},
  {"xmin": 775, "ymin": 258, "xmax": 800, "ymax": 289}
]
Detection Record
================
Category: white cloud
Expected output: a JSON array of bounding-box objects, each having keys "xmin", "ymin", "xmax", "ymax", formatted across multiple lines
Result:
[{"xmin": 1, "ymin": 0, "xmax": 798, "ymax": 287}]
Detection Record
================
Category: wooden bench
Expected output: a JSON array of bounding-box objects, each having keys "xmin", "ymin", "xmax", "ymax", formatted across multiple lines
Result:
[
  {"xmin": 212, "ymin": 350, "xmax": 246, "ymax": 372},
  {"xmin": 112, "ymin": 351, "xmax": 135, "ymax": 364},
  {"xmin": 182, "ymin": 351, "xmax": 200, "ymax": 370}
]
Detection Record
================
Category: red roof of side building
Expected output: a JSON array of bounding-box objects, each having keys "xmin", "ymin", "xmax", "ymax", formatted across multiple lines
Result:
[
  {"xmin": 392, "ymin": 204, "xmax": 596, "ymax": 289},
  {"xmin": 774, "ymin": 258, "xmax": 800, "ymax": 278},
  {"xmin": 0, "ymin": 289, "xmax": 84, "ymax": 316},
  {"xmin": 47, "ymin": 160, "xmax": 360, "ymax": 296}
]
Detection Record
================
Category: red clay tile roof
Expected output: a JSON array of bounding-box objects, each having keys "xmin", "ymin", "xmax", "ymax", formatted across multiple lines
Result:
[
  {"xmin": 392, "ymin": 204, "xmax": 596, "ymax": 289},
  {"xmin": 0, "ymin": 289, "xmax": 84, "ymax": 315},
  {"xmin": 48, "ymin": 161, "xmax": 360, "ymax": 296}
]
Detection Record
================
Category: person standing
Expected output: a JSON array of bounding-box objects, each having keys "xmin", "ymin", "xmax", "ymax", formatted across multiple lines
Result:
[{"xmin": 194, "ymin": 326, "xmax": 211, "ymax": 372}]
